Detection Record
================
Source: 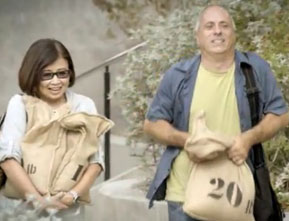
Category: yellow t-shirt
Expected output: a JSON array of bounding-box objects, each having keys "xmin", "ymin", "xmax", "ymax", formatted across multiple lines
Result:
[{"xmin": 165, "ymin": 62, "xmax": 241, "ymax": 202}]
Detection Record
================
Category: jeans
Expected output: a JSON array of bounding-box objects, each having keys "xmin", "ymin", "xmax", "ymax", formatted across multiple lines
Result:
[{"xmin": 167, "ymin": 201, "xmax": 202, "ymax": 221}]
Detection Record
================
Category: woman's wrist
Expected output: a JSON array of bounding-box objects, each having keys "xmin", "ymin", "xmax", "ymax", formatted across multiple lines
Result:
[
  {"xmin": 60, "ymin": 191, "xmax": 79, "ymax": 206},
  {"xmin": 67, "ymin": 190, "xmax": 79, "ymax": 203}
]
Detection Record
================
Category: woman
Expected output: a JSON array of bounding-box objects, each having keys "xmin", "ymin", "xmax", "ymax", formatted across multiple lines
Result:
[{"xmin": 0, "ymin": 39, "xmax": 112, "ymax": 220}]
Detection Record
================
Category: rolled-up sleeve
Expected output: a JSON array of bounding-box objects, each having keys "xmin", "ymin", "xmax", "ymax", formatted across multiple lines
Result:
[
  {"xmin": 88, "ymin": 138, "xmax": 105, "ymax": 170},
  {"xmin": 262, "ymin": 64, "xmax": 288, "ymax": 115},
  {"xmin": 0, "ymin": 95, "xmax": 26, "ymax": 163}
]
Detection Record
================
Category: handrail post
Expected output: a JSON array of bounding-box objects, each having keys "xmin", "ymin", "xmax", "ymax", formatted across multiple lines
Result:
[{"xmin": 104, "ymin": 65, "xmax": 111, "ymax": 180}]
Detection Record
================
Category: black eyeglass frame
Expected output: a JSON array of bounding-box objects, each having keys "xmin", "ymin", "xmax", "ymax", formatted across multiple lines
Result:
[{"xmin": 40, "ymin": 70, "xmax": 71, "ymax": 81}]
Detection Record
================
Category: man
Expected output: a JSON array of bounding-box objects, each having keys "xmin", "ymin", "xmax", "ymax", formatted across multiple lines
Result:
[{"xmin": 143, "ymin": 5, "xmax": 289, "ymax": 221}]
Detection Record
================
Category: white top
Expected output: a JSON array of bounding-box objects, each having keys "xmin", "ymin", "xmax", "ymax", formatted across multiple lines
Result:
[{"xmin": 0, "ymin": 90, "xmax": 105, "ymax": 169}]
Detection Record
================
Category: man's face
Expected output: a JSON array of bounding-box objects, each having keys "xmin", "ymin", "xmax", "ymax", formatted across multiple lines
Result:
[{"xmin": 196, "ymin": 6, "xmax": 236, "ymax": 56}]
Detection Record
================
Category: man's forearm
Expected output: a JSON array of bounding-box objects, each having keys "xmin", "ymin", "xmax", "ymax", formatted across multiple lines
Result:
[
  {"xmin": 243, "ymin": 112, "xmax": 289, "ymax": 147},
  {"xmin": 143, "ymin": 119, "xmax": 190, "ymax": 148}
]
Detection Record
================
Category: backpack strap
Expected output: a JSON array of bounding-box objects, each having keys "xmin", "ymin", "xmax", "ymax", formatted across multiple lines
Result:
[
  {"xmin": 240, "ymin": 53, "xmax": 265, "ymax": 168},
  {"xmin": 0, "ymin": 113, "xmax": 6, "ymax": 128}
]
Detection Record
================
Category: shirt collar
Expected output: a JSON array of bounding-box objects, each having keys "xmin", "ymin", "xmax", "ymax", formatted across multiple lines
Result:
[
  {"xmin": 235, "ymin": 50, "xmax": 252, "ymax": 67},
  {"xmin": 174, "ymin": 50, "xmax": 251, "ymax": 73}
]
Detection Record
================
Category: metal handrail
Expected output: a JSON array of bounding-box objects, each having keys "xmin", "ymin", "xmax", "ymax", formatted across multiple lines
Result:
[
  {"xmin": 76, "ymin": 41, "xmax": 147, "ymax": 79},
  {"xmin": 75, "ymin": 41, "xmax": 146, "ymax": 180}
]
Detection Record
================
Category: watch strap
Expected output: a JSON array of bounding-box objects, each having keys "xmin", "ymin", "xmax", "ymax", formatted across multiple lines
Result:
[{"xmin": 68, "ymin": 190, "xmax": 79, "ymax": 203}]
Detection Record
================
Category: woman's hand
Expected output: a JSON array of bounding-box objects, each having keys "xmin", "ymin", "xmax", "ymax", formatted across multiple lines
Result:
[
  {"xmin": 36, "ymin": 192, "xmax": 68, "ymax": 210},
  {"xmin": 49, "ymin": 192, "xmax": 70, "ymax": 210},
  {"xmin": 59, "ymin": 192, "xmax": 76, "ymax": 207}
]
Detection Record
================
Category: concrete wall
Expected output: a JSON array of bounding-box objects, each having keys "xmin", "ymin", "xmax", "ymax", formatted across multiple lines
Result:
[
  {"xmin": 86, "ymin": 166, "xmax": 168, "ymax": 221},
  {"xmin": 0, "ymin": 0, "xmax": 132, "ymax": 134}
]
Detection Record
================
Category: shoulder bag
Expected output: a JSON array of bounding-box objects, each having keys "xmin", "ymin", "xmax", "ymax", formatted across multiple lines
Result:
[{"xmin": 241, "ymin": 59, "xmax": 284, "ymax": 221}]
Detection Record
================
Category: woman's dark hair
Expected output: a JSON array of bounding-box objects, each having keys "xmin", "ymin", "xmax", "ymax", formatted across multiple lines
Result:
[{"xmin": 18, "ymin": 38, "xmax": 75, "ymax": 95}]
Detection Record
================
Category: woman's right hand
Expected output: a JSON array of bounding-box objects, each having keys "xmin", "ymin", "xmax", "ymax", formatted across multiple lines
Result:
[
  {"xmin": 59, "ymin": 192, "xmax": 75, "ymax": 207},
  {"xmin": 49, "ymin": 192, "xmax": 69, "ymax": 210}
]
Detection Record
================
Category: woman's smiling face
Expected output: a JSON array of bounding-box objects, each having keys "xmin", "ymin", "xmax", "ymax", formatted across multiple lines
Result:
[{"xmin": 37, "ymin": 57, "xmax": 70, "ymax": 107}]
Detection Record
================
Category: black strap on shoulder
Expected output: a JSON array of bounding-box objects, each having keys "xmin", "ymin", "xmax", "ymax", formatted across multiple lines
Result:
[
  {"xmin": 240, "ymin": 53, "xmax": 265, "ymax": 168},
  {"xmin": 0, "ymin": 112, "xmax": 6, "ymax": 128},
  {"xmin": 241, "ymin": 63, "xmax": 259, "ymax": 127}
]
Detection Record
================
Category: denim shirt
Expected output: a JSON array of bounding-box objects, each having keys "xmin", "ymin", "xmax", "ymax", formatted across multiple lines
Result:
[{"xmin": 146, "ymin": 50, "xmax": 288, "ymax": 208}]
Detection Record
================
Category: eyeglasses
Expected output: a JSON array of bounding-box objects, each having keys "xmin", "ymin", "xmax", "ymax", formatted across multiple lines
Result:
[{"xmin": 40, "ymin": 70, "xmax": 71, "ymax": 81}]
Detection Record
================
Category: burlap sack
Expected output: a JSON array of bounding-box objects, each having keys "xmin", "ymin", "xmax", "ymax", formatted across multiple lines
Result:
[
  {"xmin": 50, "ymin": 113, "xmax": 113, "ymax": 202},
  {"xmin": 183, "ymin": 112, "xmax": 255, "ymax": 221},
  {"xmin": 3, "ymin": 95, "xmax": 114, "ymax": 203}
]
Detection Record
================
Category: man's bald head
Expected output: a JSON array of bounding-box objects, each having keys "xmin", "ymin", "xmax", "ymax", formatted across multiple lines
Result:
[{"xmin": 195, "ymin": 5, "xmax": 236, "ymax": 32}]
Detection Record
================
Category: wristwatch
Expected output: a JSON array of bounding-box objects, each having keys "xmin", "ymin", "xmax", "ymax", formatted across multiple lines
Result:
[{"xmin": 68, "ymin": 190, "xmax": 79, "ymax": 203}]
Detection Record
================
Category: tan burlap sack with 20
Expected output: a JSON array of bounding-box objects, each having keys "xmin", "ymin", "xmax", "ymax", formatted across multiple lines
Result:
[{"xmin": 183, "ymin": 112, "xmax": 255, "ymax": 221}]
